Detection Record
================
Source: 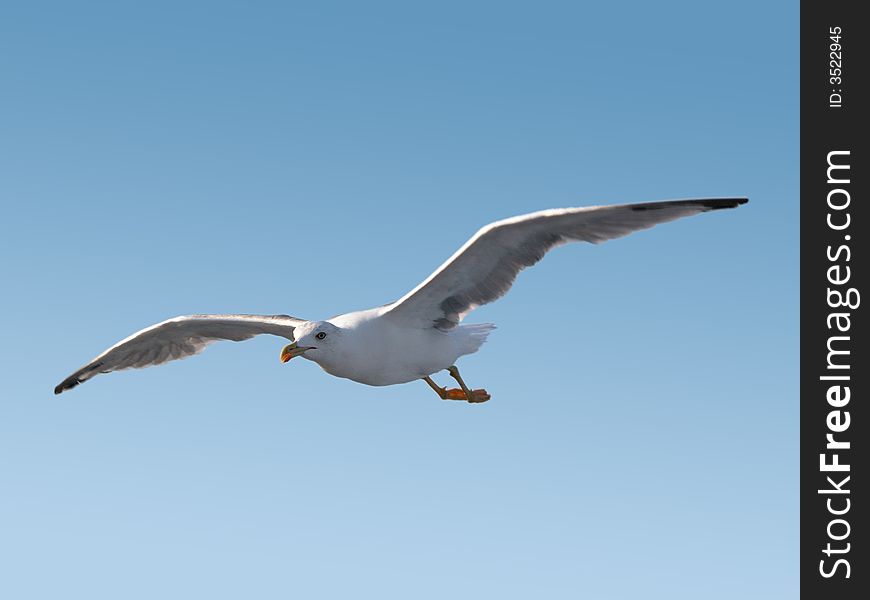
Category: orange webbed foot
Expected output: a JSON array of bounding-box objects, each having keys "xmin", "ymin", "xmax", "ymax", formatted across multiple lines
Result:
[{"xmin": 443, "ymin": 388, "xmax": 491, "ymax": 403}]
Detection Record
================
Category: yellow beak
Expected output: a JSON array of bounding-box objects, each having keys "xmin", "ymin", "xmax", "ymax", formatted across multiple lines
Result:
[{"xmin": 280, "ymin": 342, "xmax": 311, "ymax": 363}]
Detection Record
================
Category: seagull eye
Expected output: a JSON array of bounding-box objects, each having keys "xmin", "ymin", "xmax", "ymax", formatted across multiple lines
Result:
[{"xmin": 315, "ymin": 332, "xmax": 327, "ymax": 340}]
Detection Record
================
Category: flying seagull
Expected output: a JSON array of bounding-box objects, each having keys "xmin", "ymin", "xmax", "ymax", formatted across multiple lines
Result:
[{"xmin": 55, "ymin": 198, "xmax": 748, "ymax": 402}]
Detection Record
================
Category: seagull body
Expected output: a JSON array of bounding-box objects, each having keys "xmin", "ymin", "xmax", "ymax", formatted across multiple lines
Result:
[
  {"xmin": 292, "ymin": 308, "xmax": 494, "ymax": 387},
  {"xmin": 56, "ymin": 198, "xmax": 748, "ymax": 402}
]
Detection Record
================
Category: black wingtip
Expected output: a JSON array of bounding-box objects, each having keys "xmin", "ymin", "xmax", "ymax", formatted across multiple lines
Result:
[
  {"xmin": 703, "ymin": 197, "xmax": 749, "ymax": 210},
  {"xmin": 629, "ymin": 197, "xmax": 749, "ymax": 212},
  {"xmin": 55, "ymin": 362, "xmax": 102, "ymax": 395},
  {"xmin": 54, "ymin": 378, "xmax": 80, "ymax": 395}
]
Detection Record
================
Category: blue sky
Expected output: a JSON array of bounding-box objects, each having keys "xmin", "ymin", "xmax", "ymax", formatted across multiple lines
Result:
[{"xmin": 1, "ymin": 1, "xmax": 797, "ymax": 598}]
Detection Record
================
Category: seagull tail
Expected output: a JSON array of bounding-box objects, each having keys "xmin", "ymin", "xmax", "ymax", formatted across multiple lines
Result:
[{"xmin": 455, "ymin": 323, "xmax": 497, "ymax": 356}]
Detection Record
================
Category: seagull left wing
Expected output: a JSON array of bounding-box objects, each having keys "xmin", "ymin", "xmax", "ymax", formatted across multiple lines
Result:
[
  {"xmin": 383, "ymin": 198, "xmax": 748, "ymax": 329},
  {"xmin": 55, "ymin": 314, "xmax": 306, "ymax": 394}
]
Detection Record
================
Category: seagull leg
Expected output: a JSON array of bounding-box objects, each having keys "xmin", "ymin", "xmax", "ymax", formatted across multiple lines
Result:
[
  {"xmin": 423, "ymin": 375, "xmax": 449, "ymax": 399},
  {"xmin": 447, "ymin": 365, "xmax": 490, "ymax": 403},
  {"xmin": 447, "ymin": 365, "xmax": 474, "ymax": 402},
  {"xmin": 422, "ymin": 374, "xmax": 490, "ymax": 403}
]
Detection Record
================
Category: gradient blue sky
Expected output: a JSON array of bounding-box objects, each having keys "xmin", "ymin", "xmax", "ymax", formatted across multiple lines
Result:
[{"xmin": 1, "ymin": 1, "xmax": 797, "ymax": 598}]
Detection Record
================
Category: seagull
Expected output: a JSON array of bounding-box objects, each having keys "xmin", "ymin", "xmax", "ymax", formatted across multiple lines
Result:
[{"xmin": 55, "ymin": 198, "xmax": 748, "ymax": 402}]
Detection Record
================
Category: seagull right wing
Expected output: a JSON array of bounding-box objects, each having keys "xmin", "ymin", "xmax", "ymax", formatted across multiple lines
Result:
[
  {"xmin": 55, "ymin": 313, "xmax": 307, "ymax": 394},
  {"xmin": 382, "ymin": 198, "xmax": 748, "ymax": 329}
]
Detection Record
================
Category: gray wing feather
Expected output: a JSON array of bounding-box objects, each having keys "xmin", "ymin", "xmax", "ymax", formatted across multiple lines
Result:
[
  {"xmin": 383, "ymin": 198, "xmax": 747, "ymax": 329},
  {"xmin": 55, "ymin": 314, "xmax": 306, "ymax": 394}
]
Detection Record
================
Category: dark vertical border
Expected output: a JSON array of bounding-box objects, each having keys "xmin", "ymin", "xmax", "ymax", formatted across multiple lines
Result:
[{"xmin": 801, "ymin": 2, "xmax": 867, "ymax": 597}]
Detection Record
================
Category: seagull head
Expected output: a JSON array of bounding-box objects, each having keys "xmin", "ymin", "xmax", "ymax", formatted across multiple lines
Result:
[{"xmin": 280, "ymin": 321, "xmax": 340, "ymax": 364}]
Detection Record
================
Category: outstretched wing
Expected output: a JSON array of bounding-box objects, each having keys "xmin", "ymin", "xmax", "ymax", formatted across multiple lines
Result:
[
  {"xmin": 383, "ymin": 198, "xmax": 748, "ymax": 329},
  {"xmin": 55, "ymin": 313, "xmax": 306, "ymax": 394}
]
